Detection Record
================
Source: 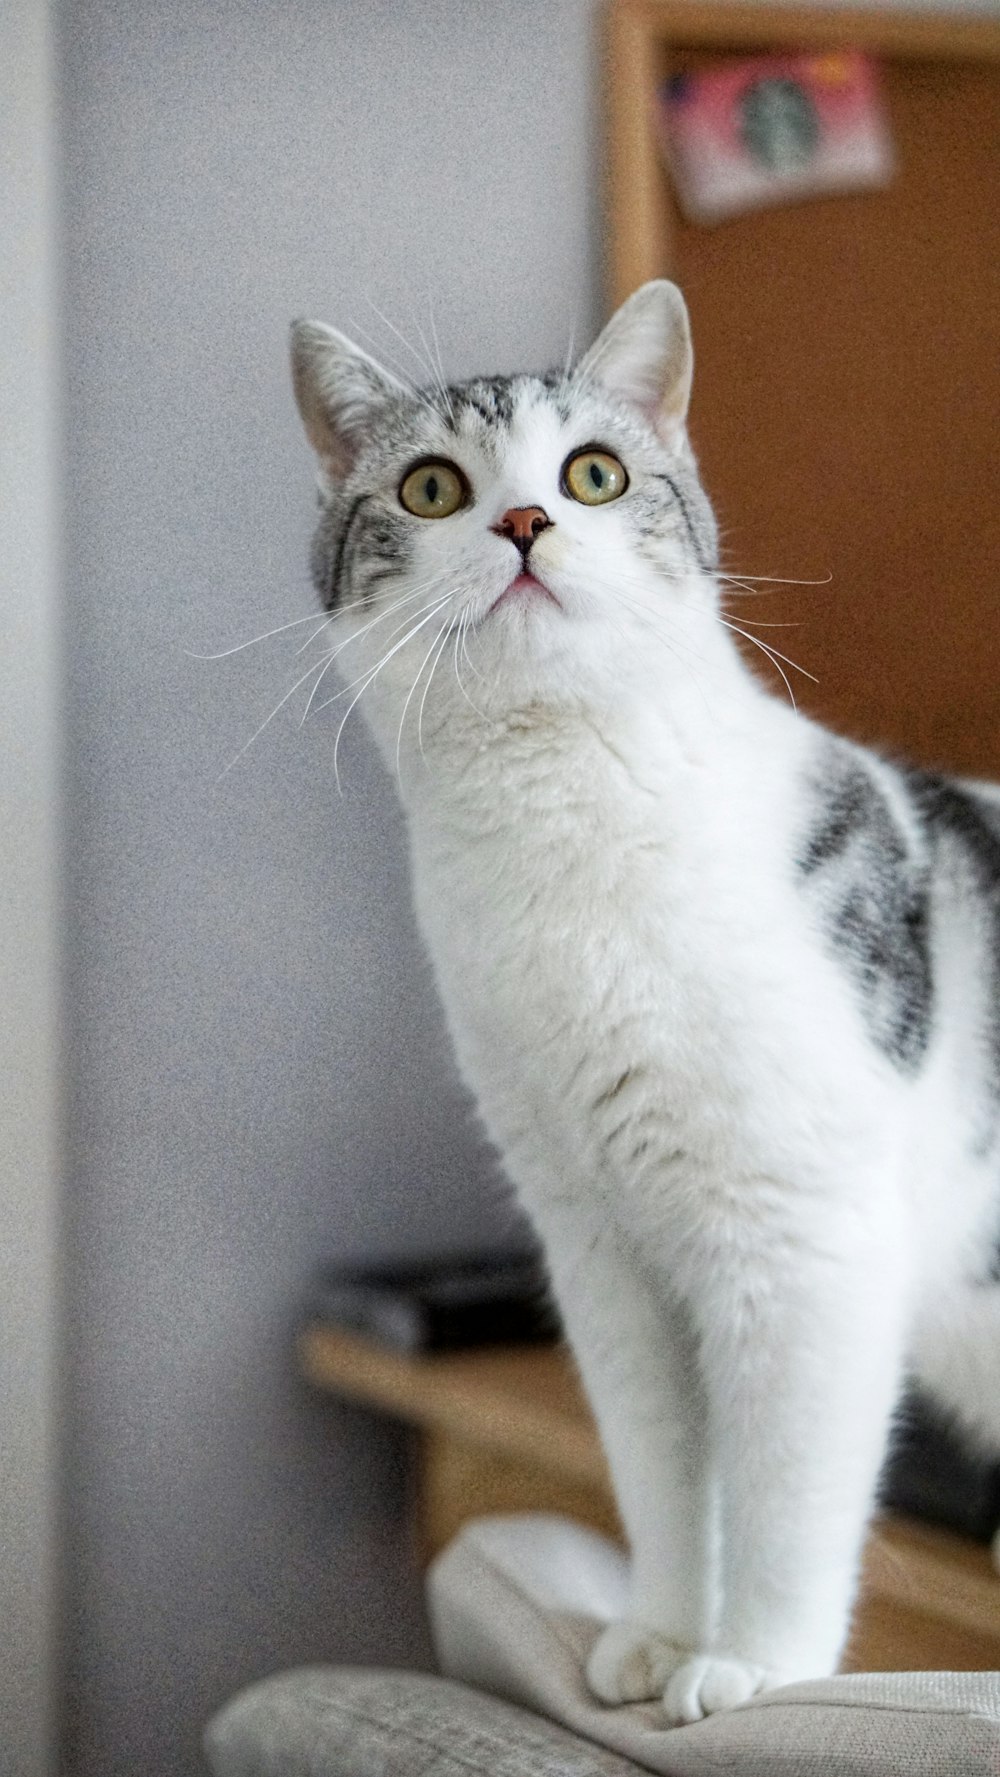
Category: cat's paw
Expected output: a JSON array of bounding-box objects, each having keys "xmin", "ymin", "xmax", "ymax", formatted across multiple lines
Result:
[
  {"xmin": 586, "ymin": 1620, "xmax": 691, "ymax": 1705},
  {"xmin": 663, "ymin": 1653, "xmax": 787, "ymax": 1724}
]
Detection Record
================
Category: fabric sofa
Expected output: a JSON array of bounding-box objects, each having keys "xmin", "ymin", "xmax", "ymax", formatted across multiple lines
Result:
[{"xmin": 205, "ymin": 1513, "xmax": 1000, "ymax": 1775}]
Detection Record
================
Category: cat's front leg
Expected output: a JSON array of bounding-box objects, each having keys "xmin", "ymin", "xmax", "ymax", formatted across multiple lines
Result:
[
  {"xmin": 664, "ymin": 1208, "xmax": 906, "ymax": 1724},
  {"xmin": 537, "ymin": 1211, "xmax": 715, "ymax": 1704}
]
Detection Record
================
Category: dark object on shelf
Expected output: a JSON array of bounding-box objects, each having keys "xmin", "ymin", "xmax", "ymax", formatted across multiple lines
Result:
[
  {"xmin": 880, "ymin": 1388, "xmax": 1000, "ymax": 1544},
  {"xmin": 306, "ymin": 1252, "xmax": 560, "ymax": 1355}
]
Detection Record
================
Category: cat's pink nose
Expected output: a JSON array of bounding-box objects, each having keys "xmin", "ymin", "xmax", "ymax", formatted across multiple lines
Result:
[{"xmin": 492, "ymin": 506, "xmax": 552, "ymax": 554}]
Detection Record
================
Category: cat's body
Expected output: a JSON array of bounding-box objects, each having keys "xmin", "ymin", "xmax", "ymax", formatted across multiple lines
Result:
[{"xmin": 290, "ymin": 284, "xmax": 1000, "ymax": 1722}]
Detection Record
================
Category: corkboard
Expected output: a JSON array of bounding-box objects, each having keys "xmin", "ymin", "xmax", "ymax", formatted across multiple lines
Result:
[{"xmin": 605, "ymin": 5, "xmax": 1000, "ymax": 776}]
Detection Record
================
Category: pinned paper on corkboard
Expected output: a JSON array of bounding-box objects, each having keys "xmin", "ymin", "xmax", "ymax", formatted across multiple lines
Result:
[{"xmin": 657, "ymin": 52, "xmax": 895, "ymax": 224}]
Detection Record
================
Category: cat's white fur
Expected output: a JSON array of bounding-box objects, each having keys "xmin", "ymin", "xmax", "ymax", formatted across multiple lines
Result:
[{"xmin": 291, "ymin": 284, "xmax": 1000, "ymax": 1722}]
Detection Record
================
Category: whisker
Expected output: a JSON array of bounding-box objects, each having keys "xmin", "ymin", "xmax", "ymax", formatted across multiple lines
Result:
[
  {"xmin": 717, "ymin": 622, "xmax": 800, "ymax": 709},
  {"xmin": 715, "ymin": 617, "xmax": 819, "ymax": 685},
  {"xmin": 396, "ymin": 615, "xmax": 452, "ymax": 781},
  {"xmin": 315, "ymin": 593, "xmax": 455, "ymax": 711},
  {"xmin": 424, "ymin": 290, "xmax": 455, "ymax": 425},
  {"xmin": 451, "ymin": 612, "xmax": 490, "ymax": 722},
  {"xmin": 187, "ymin": 609, "xmax": 336, "ymax": 660},
  {"xmin": 612, "ymin": 567, "xmax": 818, "ymax": 705},
  {"xmin": 417, "ymin": 618, "xmax": 456, "ymax": 758},
  {"xmin": 295, "ymin": 616, "xmax": 334, "ymax": 656},
  {"xmin": 329, "ymin": 595, "xmax": 455, "ymax": 792},
  {"xmin": 344, "ymin": 317, "xmax": 424, "ymax": 399},
  {"xmin": 460, "ymin": 608, "xmax": 486, "ymax": 684},
  {"xmin": 562, "ymin": 313, "xmax": 577, "ymax": 381},
  {"xmin": 721, "ymin": 569, "xmax": 832, "ymax": 587},
  {"xmin": 315, "ymin": 576, "xmax": 456, "ymax": 682},
  {"xmin": 365, "ymin": 299, "xmax": 440, "ymax": 392},
  {"xmin": 409, "ymin": 293, "xmax": 455, "ymax": 425},
  {"xmin": 217, "ymin": 651, "xmax": 334, "ymax": 781}
]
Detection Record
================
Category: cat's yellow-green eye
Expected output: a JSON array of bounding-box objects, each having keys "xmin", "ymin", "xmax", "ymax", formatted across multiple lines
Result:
[
  {"xmin": 399, "ymin": 459, "xmax": 467, "ymax": 519},
  {"xmin": 562, "ymin": 448, "xmax": 628, "ymax": 507}
]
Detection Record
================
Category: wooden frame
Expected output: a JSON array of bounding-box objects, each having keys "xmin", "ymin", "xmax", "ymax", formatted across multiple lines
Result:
[{"xmin": 604, "ymin": 1, "xmax": 1000, "ymax": 308}]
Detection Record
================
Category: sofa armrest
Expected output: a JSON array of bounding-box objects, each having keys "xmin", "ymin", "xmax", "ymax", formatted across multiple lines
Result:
[{"xmin": 204, "ymin": 1667, "xmax": 647, "ymax": 1777}]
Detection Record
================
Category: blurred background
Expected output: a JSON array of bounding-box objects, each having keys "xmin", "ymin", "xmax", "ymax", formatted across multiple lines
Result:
[{"xmin": 2, "ymin": 0, "xmax": 996, "ymax": 1773}]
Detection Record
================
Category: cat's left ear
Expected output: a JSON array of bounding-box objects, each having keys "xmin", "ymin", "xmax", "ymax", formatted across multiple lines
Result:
[
  {"xmin": 576, "ymin": 280, "xmax": 692, "ymax": 451},
  {"xmin": 290, "ymin": 319, "xmax": 408, "ymax": 480}
]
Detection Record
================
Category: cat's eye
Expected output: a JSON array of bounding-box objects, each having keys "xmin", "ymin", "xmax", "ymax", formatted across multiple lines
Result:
[
  {"xmin": 562, "ymin": 448, "xmax": 629, "ymax": 507},
  {"xmin": 399, "ymin": 459, "xmax": 468, "ymax": 519}
]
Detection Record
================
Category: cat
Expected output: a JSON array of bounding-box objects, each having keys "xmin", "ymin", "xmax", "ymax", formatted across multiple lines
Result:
[{"xmin": 289, "ymin": 282, "xmax": 1000, "ymax": 1723}]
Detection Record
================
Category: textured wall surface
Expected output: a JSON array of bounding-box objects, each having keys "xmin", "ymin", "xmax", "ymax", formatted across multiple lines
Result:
[
  {"xmin": 2, "ymin": 3, "xmax": 60, "ymax": 1773},
  {"xmin": 60, "ymin": 2, "xmax": 599, "ymax": 1772}
]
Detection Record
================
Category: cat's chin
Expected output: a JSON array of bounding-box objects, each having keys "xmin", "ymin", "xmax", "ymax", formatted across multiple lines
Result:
[{"xmin": 486, "ymin": 571, "xmax": 562, "ymax": 618}]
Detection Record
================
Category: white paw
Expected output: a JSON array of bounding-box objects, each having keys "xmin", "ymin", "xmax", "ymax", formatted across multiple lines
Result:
[
  {"xmin": 663, "ymin": 1652, "xmax": 787, "ymax": 1724},
  {"xmin": 586, "ymin": 1620, "xmax": 691, "ymax": 1705}
]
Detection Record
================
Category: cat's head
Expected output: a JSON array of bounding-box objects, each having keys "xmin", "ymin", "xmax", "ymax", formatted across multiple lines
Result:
[{"xmin": 290, "ymin": 281, "xmax": 722, "ymax": 768}]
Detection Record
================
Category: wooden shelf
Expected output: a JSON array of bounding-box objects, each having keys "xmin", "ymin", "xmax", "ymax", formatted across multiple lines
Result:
[
  {"xmin": 300, "ymin": 1325, "xmax": 607, "ymax": 1490},
  {"xmin": 302, "ymin": 1324, "xmax": 1000, "ymax": 1671}
]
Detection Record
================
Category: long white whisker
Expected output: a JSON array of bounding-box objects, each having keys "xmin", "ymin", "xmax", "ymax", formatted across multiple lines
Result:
[
  {"xmin": 187, "ymin": 609, "xmax": 337, "ymax": 660},
  {"xmin": 456, "ymin": 608, "xmax": 490, "ymax": 708},
  {"xmin": 721, "ymin": 569, "xmax": 833, "ymax": 587},
  {"xmin": 329, "ymin": 596, "xmax": 454, "ymax": 792},
  {"xmin": 607, "ymin": 563, "xmax": 801, "ymax": 632},
  {"xmin": 563, "ymin": 314, "xmax": 577, "ymax": 381},
  {"xmin": 366, "ymin": 299, "xmax": 439, "ymax": 390},
  {"xmin": 308, "ymin": 575, "xmax": 456, "ymax": 694},
  {"xmin": 217, "ymin": 652, "xmax": 333, "ymax": 780},
  {"xmin": 718, "ymin": 622, "xmax": 799, "ymax": 708},
  {"xmin": 417, "ymin": 619, "xmax": 455, "ymax": 759},
  {"xmin": 346, "ymin": 317, "xmax": 433, "ymax": 406},
  {"xmin": 425, "ymin": 289, "xmax": 455, "ymax": 424},
  {"xmin": 396, "ymin": 615, "xmax": 452, "ymax": 781},
  {"xmin": 410, "ymin": 295, "xmax": 454, "ymax": 425},
  {"xmin": 715, "ymin": 618, "xmax": 818, "ymax": 684},
  {"xmin": 295, "ymin": 617, "xmax": 334, "ymax": 656},
  {"xmin": 316, "ymin": 593, "xmax": 455, "ymax": 712},
  {"xmin": 450, "ymin": 613, "xmax": 488, "ymax": 721},
  {"xmin": 298, "ymin": 645, "xmax": 343, "ymax": 725}
]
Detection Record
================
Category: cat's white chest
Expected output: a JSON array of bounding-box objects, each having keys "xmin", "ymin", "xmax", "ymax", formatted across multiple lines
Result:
[{"xmin": 406, "ymin": 710, "xmax": 882, "ymax": 1246}]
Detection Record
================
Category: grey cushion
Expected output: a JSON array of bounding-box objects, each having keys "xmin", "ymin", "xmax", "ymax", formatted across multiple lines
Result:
[
  {"xmin": 203, "ymin": 1667, "xmax": 646, "ymax": 1777},
  {"xmin": 427, "ymin": 1514, "xmax": 1000, "ymax": 1776}
]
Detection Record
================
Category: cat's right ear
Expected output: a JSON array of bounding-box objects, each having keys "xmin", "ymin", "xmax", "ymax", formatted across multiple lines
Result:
[
  {"xmin": 290, "ymin": 320, "xmax": 407, "ymax": 481},
  {"xmin": 576, "ymin": 280, "xmax": 693, "ymax": 451}
]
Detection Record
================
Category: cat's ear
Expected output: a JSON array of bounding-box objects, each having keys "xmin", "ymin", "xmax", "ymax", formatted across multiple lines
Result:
[
  {"xmin": 290, "ymin": 320, "xmax": 407, "ymax": 480},
  {"xmin": 576, "ymin": 280, "xmax": 692, "ymax": 450}
]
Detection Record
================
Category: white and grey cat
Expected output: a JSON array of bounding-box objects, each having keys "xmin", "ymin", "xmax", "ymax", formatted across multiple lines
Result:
[{"xmin": 290, "ymin": 283, "xmax": 1000, "ymax": 1723}]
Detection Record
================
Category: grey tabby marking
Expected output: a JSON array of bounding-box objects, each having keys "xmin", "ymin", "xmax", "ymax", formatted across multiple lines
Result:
[
  {"xmin": 327, "ymin": 494, "xmax": 371, "ymax": 610},
  {"xmin": 798, "ymin": 745, "xmax": 933, "ymax": 1073},
  {"xmin": 910, "ymin": 770, "xmax": 1000, "ymax": 1091}
]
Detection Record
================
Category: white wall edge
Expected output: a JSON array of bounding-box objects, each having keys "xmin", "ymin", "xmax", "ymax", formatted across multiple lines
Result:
[{"xmin": 0, "ymin": 1, "xmax": 62, "ymax": 1772}]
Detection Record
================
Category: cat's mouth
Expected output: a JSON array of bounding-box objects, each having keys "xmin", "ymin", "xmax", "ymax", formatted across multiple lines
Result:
[{"xmin": 487, "ymin": 571, "xmax": 562, "ymax": 617}]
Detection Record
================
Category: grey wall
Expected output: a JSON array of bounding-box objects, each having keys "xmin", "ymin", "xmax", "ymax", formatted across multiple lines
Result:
[
  {"xmin": 60, "ymin": 2, "xmax": 599, "ymax": 1772},
  {"xmin": 2, "ymin": 3, "xmax": 60, "ymax": 1772}
]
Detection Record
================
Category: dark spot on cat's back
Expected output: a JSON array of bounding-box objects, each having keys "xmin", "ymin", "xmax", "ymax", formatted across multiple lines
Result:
[
  {"xmin": 798, "ymin": 746, "xmax": 933, "ymax": 1072},
  {"xmin": 910, "ymin": 770, "xmax": 1000, "ymax": 1092}
]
